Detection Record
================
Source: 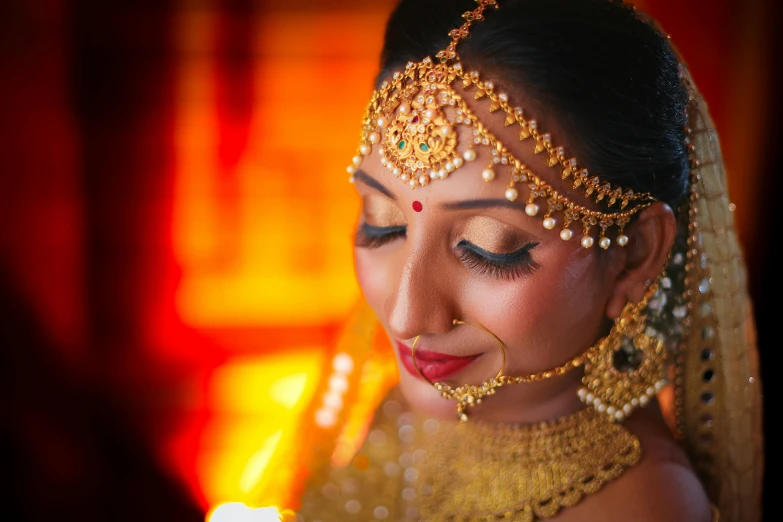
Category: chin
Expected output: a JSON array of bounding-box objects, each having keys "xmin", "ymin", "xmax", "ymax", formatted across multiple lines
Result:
[{"xmin": 397, "ymin": 373, "xmax": 457, "ymax": 420}]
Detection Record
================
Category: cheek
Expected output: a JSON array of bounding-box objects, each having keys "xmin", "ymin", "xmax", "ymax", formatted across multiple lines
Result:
[
  {"xmin": 470, "ymin": 254, "xmax": 594, "ymax": 320},
  {"xmin": 354, "ymin": 247, "xmax": 393, "ymax": 313},
  {"xmin": 464, "ymin": 251, "xmax": 603, "ymax": 364},
  {"xmin": 354, "ymin": 248, "xmax": 374, "ymax": 298}
]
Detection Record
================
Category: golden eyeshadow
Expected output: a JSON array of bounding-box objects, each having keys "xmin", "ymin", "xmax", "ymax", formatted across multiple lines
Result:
[
  {"xmin": 461, "ymin": 216, "xmax": 529, "ymax": 253},
  {"xmin": 362, "ymin": 195, "xmax": 405, "ymax": 227}
]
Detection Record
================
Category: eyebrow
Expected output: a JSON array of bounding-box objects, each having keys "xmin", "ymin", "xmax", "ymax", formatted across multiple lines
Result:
[
  {"xmin": 352, "ymin": 169, "xmax": 396, "ymax": 200},
  {"xmin": 439, "ymin": 199, "xmax": 525, "ymax": 212}
]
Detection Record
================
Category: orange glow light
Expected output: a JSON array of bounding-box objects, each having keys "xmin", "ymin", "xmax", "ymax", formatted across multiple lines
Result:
[{"xmin": 171, "ymin": 2, "xmax": 396, "ymax": 517}]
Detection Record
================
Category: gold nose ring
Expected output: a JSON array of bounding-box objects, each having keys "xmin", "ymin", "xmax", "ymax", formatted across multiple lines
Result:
[{"xmin": 411, "ymin": 319, "xmax": 507, "ymax": 422}]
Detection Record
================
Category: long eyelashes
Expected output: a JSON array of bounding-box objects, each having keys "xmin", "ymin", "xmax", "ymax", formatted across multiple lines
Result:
[
  {"xmin": 455, "ymin": 240, "xmax": 540, "ymax": 280},
  {"xmin": 355, "ymin": 224, "xmax": 540, "ymax": 280},
  {"xmin": 354, "ymin": 223, "xmax": 407, "ymax": 248}
]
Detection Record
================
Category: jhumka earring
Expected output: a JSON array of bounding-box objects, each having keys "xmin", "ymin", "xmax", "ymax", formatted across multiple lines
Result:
[{"xmin": 578, "ymin": 276, "xmax": 668, "ymax": 422}]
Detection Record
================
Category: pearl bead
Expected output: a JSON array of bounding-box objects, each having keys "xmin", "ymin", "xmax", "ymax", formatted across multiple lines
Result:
[
  {"xmin": 409, "ymin": 179, "xmax": 417, "ymax": 188},
  {"xmin": 614, "ymin": 410, "xmax": 625, "ymax": 421},
  {"xmin": 359, "ymin": 144, "xmax": 371, "ymax": 155},
  {"xmin": 560, "ymin": 228, "xmax": 573, "ymax": 241},
  {"xmin": 525, "ymin": 203, "xmax": 539, "ymax": 216},
  {"xmin": 598, "ymin": 236, "xmax": 611, "ymax": 249},
  {"xmin": 399, "ymin": 103, "xmax": 410, "ymax": 114},
  {"xmin": 617, "ymin": 234, "xmax": 629, "ymax": 246},
  {"xmin": 392, "ymin": 168, "xmax": 401, "ymax": 176},
  {"xmin": 445, "ymin": 162, "xmax": 455, "ymax": 172},
  {"xmin": 623, "ymin": 404, "xmax": 632, "ymax": 414},
  {"xmin": 586, "ymin": 393, "xmax": 594, "ymax": 403},
  {"xmin": 429, "ymin": 170, "xmax": 438, "ymax": 179},
  {"xmin": 352, "ymin": 155, "xmax": 363, "ymax": 166},
  {"xmin": 347, "ymin": 165, "xmax": 356, "ymax": 174},
  {"xmin": 438, "ymin": 169, "xmax": 448, "ymax": 179},
  {"xmin": 315, "ymin": 408, "xmax": 337, "ymax": 428},
  {"xmin": 639, "ymin": 395, "xmax": 649, "ymax": 406},
  {"xmin": 607, "ymin": 406, "xmax": 616, "ymax": 416},
  {"xmin": 463, "ymin": 149, "xmax": 477, "ymax": 161},
  {"xmin": 400, "ymin": 173, "xmax": 409, "ymax": 181},
  {"xmin": 418, "ymin": 175, "xmax": 429, "ymax": 186},
  {"xmin": 481, "ymin": 168, "xmax": 495, "ymax": 181},
  {"xmin": 425, "ymin": 109, "xmax": 435, "ymax": 119},
  {"xmin": 453, "ymin": 157, "xmax": 464, "ymax": 168},
  {"xmin": 323, "ymin": 390, "xmax": 343, "ymax": 410},
  {"xmin": 505, "ymin": 188, "xmax": 518, "ymax": 201},
  {"xmin": 369, "ymin": 132, "xmax": 380, "ymax": 144},
  {"xmin": 380, "ymin": 157, "xmax": 388, "ymax": 166},
  {"xmin": 543, "ymin": 217, "xmax": 556, "ymax": 230},
  {"xmin": 377, "ymin": 118, "xmax": 387, "ymax": 128},
  {"xmin": 440, "ymin": 125, "xmax": 453, "ymax": 136},
  {"xmin": 581, "ymin": 236, "xmax": 594, "ymax": 248}
]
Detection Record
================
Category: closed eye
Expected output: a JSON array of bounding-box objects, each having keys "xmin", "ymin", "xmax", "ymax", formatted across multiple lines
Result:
[
  {"xmin": 354, "ymin": 223, "xmax": 407, "ymax": 248},
  {"xmin": 455, "ymin": 240, "xmax": 540, "ymax": 280}
]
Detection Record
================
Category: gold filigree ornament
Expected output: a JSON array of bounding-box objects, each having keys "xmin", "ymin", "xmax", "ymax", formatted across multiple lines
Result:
[
  {"xmin": 418, "ymin": 407, "xmax": 641, "ymax": 520},
  {"xmin": 347, "ymin": 0, "xmax": 656, "ymax": 249},
  {"xmin": 577, "ymin": 275, "xmax": 669, "ymax": 421},
  {"xmin": 296, "ymin": 390, "xmax": 643, "ymax": 521}
]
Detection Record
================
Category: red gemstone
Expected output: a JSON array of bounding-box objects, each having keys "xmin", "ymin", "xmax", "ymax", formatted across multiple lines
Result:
[{"xmin": 412, "ymin": 201, "xmax": 423, "ymax": 212}]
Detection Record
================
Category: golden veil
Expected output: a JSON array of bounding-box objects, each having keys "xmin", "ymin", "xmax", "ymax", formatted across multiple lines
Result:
[{"xmin": 670, "ymin": 69, "xmax": 765, "ymax": 522}]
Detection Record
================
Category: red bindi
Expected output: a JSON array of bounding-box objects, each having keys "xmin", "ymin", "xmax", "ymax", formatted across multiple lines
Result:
[{"xmin": 412, "ymin": 201, "xmax": 423, "ymax": 212}]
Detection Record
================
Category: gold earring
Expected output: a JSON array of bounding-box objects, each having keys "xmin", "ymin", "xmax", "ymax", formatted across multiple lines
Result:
[
  {"xmin": 412, "ymin": 319, "xmax": 506, "ymax": 422},
  {"xmin": 577, "ymin": 277, "xmax": 668, "ymax": 422}
]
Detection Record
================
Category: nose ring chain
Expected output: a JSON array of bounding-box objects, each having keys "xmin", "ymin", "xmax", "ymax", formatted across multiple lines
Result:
[{"xmin": 411, "ymin": 319, "xmax": 594, "ymax": 422}]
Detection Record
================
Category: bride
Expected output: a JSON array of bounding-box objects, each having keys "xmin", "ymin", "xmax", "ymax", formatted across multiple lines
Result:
[{"xmin": 290, "ymin": 1, "xmax": 764, "ymax": 520}]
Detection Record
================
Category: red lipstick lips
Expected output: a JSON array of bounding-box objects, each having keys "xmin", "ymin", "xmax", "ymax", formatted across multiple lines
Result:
[{"xmin": 396, "ymin": 341, "xmax": 480, "ymax": 382}]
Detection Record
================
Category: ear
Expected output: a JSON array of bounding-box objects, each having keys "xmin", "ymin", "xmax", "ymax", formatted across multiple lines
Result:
[{"xmin": 605, "ymin": 202, "xmax": 677, "ymax": 320}]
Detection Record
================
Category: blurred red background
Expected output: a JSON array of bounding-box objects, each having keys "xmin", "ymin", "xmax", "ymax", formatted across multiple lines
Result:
[{"xmin": 1, "ymin": 0, "xmax": 778, "ymax": 520}]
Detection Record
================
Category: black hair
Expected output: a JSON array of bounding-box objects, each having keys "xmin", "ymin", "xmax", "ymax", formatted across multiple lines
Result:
[{"xmin": 378, "ymin": 0, "xmax": 690, "ymax": 211}]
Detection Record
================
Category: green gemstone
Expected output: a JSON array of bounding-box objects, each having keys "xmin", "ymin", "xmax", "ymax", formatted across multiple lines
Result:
[
  {"xmin": 419, "ymin": 143, "xmax": 430, "ymax": 152},
  {"xmin": 397, "ymin": 140, "xmax": 406, "ymax": 150}
]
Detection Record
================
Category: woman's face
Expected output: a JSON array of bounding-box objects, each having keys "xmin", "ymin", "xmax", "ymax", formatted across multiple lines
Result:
[{"xmin": 352, "ymin": 88, "xmax": 622, "ymax": 424}]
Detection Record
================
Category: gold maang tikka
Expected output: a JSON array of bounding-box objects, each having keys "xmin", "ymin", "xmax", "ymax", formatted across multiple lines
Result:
[{"xmin": 347, "ymin": 0, "xmax": 656, "ymax": 249}]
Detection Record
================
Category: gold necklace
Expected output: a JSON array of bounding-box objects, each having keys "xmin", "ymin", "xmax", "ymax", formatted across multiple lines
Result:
[{"xmin": 296, "ymin": 390, "xmax": 641, "ymax": 521}]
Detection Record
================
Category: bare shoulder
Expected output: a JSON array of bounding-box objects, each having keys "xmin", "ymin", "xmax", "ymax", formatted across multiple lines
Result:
[
  {"xmin": 563, "ymin": 407, "xmax": 713, "ymax": 522},
  {"xmin": 586, "ymin": 448, "xmax": 713, "ymax": 521}
]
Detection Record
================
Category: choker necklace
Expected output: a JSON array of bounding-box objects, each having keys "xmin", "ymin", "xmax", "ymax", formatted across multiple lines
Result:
[{"xmin": 297, "ymin": 391, "xmax": 641, "ymax": 521}]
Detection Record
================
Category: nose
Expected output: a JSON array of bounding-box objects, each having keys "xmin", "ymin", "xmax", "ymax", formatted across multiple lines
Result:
[{"xmin": 384, "ymin": 245, "xmax": 457, "ymax": 341}]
